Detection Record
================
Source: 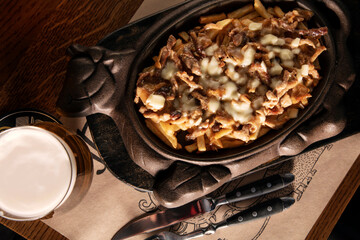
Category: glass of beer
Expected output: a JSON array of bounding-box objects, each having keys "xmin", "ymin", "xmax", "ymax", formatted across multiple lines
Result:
[{"xmin": 0, "ymin": 121, "xmax": 93, "ymax": 221}]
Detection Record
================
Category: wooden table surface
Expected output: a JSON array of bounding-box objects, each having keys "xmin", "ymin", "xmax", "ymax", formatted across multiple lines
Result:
[{"xmin": 0, "ymin": 0, "xmax": 359, "ymax": 239}]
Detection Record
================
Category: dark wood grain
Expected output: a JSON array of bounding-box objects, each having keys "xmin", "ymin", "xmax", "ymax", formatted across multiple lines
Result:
[
  {"xmin": 306, "ymin": 154, "xmax": 360, "ymax": 240},
  {"xmin": 0, "ymin": 0, "xmax": 143, "ymax": 239},
  {"xmin": 0, "ymin": 0, "xmax": 143, "ymax": 117},
  {"xmin": 0, "ymin": 0, "xmax": 359, "ymax": 239},
  {"xmin": 0, "ymin": 218, "xmax": 67, "ymax": 240}
]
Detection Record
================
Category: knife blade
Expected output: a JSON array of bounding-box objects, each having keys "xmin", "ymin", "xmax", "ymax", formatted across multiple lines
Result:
[
  {"xmin": 112, "ymin": 173, "xmax": 294, "ymax": 240},
  {"xmin": 145, "ymin": 197, "xmax": 295, "ymax": 240}
]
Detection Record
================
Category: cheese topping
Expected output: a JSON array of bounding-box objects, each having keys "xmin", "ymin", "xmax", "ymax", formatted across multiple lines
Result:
[
  {"xmin": 224, "ymin": 101, "xmax": 253, "ymax": 124},
  {"xmin": 296, "ymin": 64, "xmax": 310, "ymax": 83},
  {"xmin": 279, "ymin": 49, "xmax": 294, "ymax": 61},
  {"xmin": 181, "ymin": 90, "xmax": 197, "ymax": 112},
  {"xmin": 135, "ymin": 4, "xmax": 328, "ymax": 152},
  {"xmin": 146, "ymin": 94, "xmax": 165, "ymax": 110},
  {"xmin": 205, "ymin": 44, "xmax": 219, "ymax": 56},
  {"xmin": 222, "ymin": 81, "xmax": 240, "ymax": 100},
  {"xmin": 208, "ymin": 98, "xmax": 220, "ymax": 113},
  {"xmin": 201, "ymin": 57, "xmax": 223, "ymax": 76},
  {"xmin": 161, "ymin": 61, "xmax": 178, "ymax": 80},
  {"xmin": 242, "ymin": 47, "xmax": 256, "ymax": 66},
  {"xmin": 270, "ymin": 60, "xmax": 283, "ymax": 76},
  {"xmin": 249, "ymin": 22, "xmax": 263, "ymax": 31},
  {"xmin": 291, "ymin": 38, "xmax": 301, "ymax": 48},
  {"xmin": 260, "ymin": 34, "xmax": 285, "ymax": 46}
]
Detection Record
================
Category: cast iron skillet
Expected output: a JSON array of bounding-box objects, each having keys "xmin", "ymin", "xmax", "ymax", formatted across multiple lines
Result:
[{"xmin": 57, "ymin": 0, "xmax": 355, "ymax": 207}]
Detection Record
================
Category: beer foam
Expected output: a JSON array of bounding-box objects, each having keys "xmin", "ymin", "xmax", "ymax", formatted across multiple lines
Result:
[{"xmin": 0, "ymin": 126, "xmax": 75, "ymax": 219}]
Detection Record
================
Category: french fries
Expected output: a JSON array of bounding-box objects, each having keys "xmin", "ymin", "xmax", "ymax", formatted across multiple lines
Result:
[
  {"xmin": 274, "ymin": 6, "xmax": 285, "ymax": 17},
  {"xmin": 185, "ymin": 142, "xmax": 198, "ymax": 152},
  {"xmin": 196, "ymin": 135, "xmax": 207, "ymax": 152},
  {"xmin": 178, "ymin": 31, "xmax": 190, "ymax": 42},
  {"xmin": 254, "ymin": 0, "xmax": 272, "ymax": 19},
  {"xmin": 227, "ymin": 4, "xmax": 254, "ymax": 19},
  {"xmin": 137, "ymin": 0, "xmax": 327, "ymax": 154},
  {"xmin": 199, "ymin": 13, "xmax": 226, "ymax": 24},
  {"xmin": 145, "ymin": 119, "xmax": 173, "ymax": 147},
  {"xmin": 222, "ymin": 139, "xmax": 244, "ymax": 148},
  {"xmin": 146, "ymin": 119, "xmax": 180, "ymax": 149},
  {"xmin": 240, "ymin": 11, "xmax": 260, "ymax": 20},
  {"xmin": 214, "ymin": 129, "xmax": 233, "ymax": 140},
  {"xmin": 310, "ymin": 46, "xmax": 326, "ymax": 62}
]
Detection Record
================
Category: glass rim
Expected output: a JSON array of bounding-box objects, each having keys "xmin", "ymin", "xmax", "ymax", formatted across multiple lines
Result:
[{"xmin": 0, "ymin": 125, "xmax": 77, "ymax": 221}]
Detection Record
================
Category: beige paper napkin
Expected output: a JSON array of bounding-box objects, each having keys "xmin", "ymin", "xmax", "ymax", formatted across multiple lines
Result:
[
  {"xmin": 44, "ymin": 115, "xmax": 360, "ymax": 240},
  {"xmin": 43, "ymin": 1, "xmax": 360, "ymax": 239}
]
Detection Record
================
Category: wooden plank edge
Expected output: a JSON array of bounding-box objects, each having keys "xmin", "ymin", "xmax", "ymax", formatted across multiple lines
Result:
[
  {"xmin": 0, "ymin": 217, "xmax": 67, "ymax": 240},
  {"xmin": 306, "ymin": 154, "xmax": 360, "ymax": 239}
]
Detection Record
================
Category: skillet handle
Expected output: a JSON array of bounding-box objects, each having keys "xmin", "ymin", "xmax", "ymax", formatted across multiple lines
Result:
[
  {"xmin": 279, "ymin": 0, "xmax": 355, "ymax": 156},
  {"xmin": 56, "ymin": 45, "xmax": 172, "ymax": 191},
  {"xmin": 57, "ymin": 44, "xmax": 136, "ymax": 117}
]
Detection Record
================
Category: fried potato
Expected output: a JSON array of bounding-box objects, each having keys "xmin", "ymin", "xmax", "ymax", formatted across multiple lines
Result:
[
  {"xmin": 274, "ymin": 6, "xmax": 285, "ymax": 17},
  {"xmin": 214, "ymin": 129, "xmax": 233, "ymax": 140},
  {"xmin": 199, "ymin": 13, "xmax": 226, "ymax": 24},
  {"xmin": 185, "ymin": 142, "xmax": 198, "ymax": 152},
  {"xmin": 240, "ymin": 11, "xmax": 260, "ymax": 20},
  {"xmin": 222, "ymin": 139, "xmax": 245, "ymax": 148},
  {"xmin": 145, "ymin": 119, "xmax": 173, "ymax": 147},
  {"xmin": 227, "ymin": 4, "xmax": 254, "ymax": 19},
  {"xmin": 137, "ymin": 0, "xmax": 327, "ymax": 153},
  {"xmin": 197, "ymin": 135, "xmax": 207, "ymax": 152},
  {"xmin": 254, "ymin": 0, "xmax": 272, "ymax": 19}
]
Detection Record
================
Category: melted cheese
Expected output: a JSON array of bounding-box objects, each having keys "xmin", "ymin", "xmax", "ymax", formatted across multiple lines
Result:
[
  {"xmin": 181, "ymin": 91, "xmax": 197, "ymax": 112},
  {"xmin": 222, "ymin": 82, "xmax": 240, "ymax": 100},
  {"xmin": 146, "ymin": 94, "xmax": 165, "ymax": 110},
  {"xmin": 260, "ymin": 34, "xmax": 285, "ymax": 46},
  {"xmin": 161, "ymin": 61, "xmax": 178, "ymax": 80},
  {"xmin": 296, "ymin": 64, "xmax": 309, "ymax": 83},
  {"xmin": 242, "ymin": 47, "xmax": 256, "ymax": 67},
  {"xmin": 226, "ymin": 63, "xmax": 240, "ymax": 81},
  {"xmin": 270, "ymin": 60, "xmax": 283, "ymax": 76},
  {"xmin": 292, "ymin": 48, "xmax": 301, "ymax": 55},
  {"xmin": 291, "ymin": 38, "xmax": 301, "ymax": 48},
  {"xmin": 248, "ymin": 78, "xmax": 261, "ymax": 91},
  {"xmin": 300, "ymin": 64, "xmax": 309, "ymax": 76},
  {"xmin": 268, "ymin": 51, "xmax": 275, "ymax": 59},
  {"xmin": 208, "ymin": 98, "xmax": 220, "ymax": 113},
  {"xmin": 208, "ymin": 57, "xmax": 223, "ymax": 76},
  {"xmin": 224, "ymin": 57, "xmax": 239, "ymax": 66},
  {"xmin": 282, "ymin": 60, "xmax": 294, "ymax": 68},
  {"xmin": 260, "ymin": 61, "xmax": 267, "ymax": 73},
  {"xmin": 224, "ymin": 101, "xmax": 253, "ymax": 123},
  {"xmin": 279, "ymin": 49, "xmax": 294, "ymax": 61},
  {"xmin": 226, "ymin": 63, "xmax": 248, "ymax": 85},
  {"xmin": 270, "ymin": 77, "xmax": 282, "ymax": 89},
  {"xmin": 205, "ymin": 44, "xmax": 219, "ymax": 56},
  {"xmin": 200, "ymin": 57, "xmax": 209, "ymax": 73},
  {"xmin": 199, "ymin": 76, "xmax": 220, "ymax": 89},
  {"xmin": 201, "ymin": 57, "xmax": 222, "ymax": 76},
  {"xmin": 217, "ymin": 75, "xmax": 229, "ymax": 84},
  {"xmin": 249, "ymin": 22, "xmax": 263, "ymax": 31}
]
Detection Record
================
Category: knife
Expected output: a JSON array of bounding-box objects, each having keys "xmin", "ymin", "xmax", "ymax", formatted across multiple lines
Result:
[
  {"xmin": 145, "ymin": 197, "xmax": 295, "ymax": 240},
  {"xmin": 112, "ymin": 173, "xmax": 294, "ymax": 240}
]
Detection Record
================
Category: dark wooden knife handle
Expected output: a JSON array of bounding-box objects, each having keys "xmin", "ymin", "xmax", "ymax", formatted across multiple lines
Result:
[
  {"xmin": 225, "ymin": 173, "xmax": 294, "ymax": 204},
  {"xmin": 225, "ymin": 197, "xmax": 294, "ymax": 227}
]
